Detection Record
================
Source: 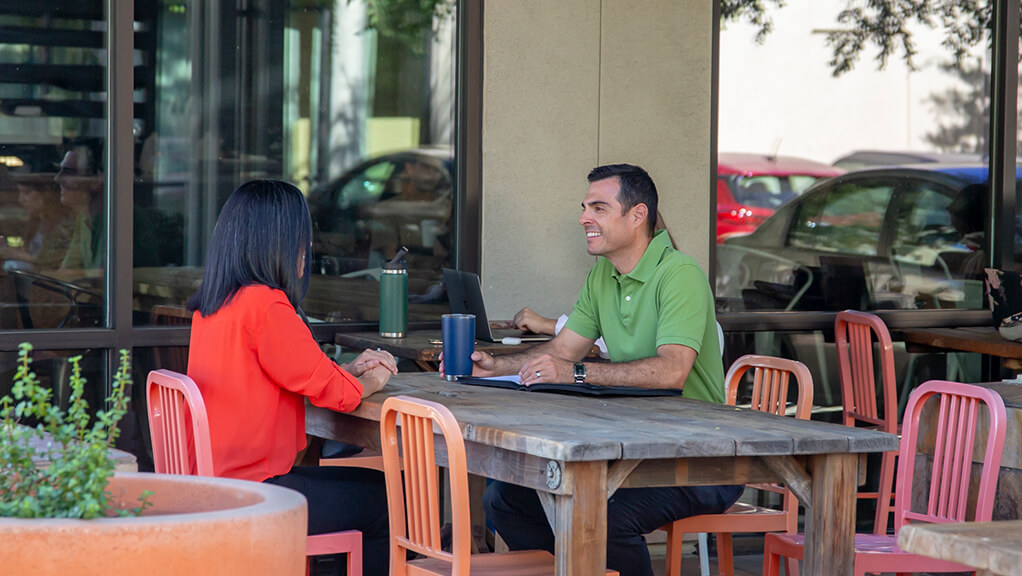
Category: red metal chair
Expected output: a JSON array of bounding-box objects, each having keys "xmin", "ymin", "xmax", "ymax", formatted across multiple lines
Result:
[
  {"xmin": 836, "ymin": 309, "xmax": 898, "ymax": 535},
  {"xmin": 660, "ymin": 354, "xmax": 813, "ymax": 576},
  {"xmin": 762, "ymin": 379, "xmax": 1008, "ymax": 576},
  {"xmin": 380, "ymin": 395, "xmax": 618, "ymax": 575},
  {"xmin": 146, "ymin": 369, "xmax": 364, "ymax": 576}
]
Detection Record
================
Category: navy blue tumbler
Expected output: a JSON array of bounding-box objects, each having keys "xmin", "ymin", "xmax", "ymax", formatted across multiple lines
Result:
[{"xmin": 442, "ymin": 313, "xmax": 475, "ymax": 381}]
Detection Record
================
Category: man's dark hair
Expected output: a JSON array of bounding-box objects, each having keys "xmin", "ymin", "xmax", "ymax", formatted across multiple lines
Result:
[
  {"xmin": 62, "ymin": 137, "xmax": 103, "ymax": 175},
  {"xmin": 587, "ymin": 163, "xmax": 658, "ymax": 236},
  {"xmin": 187, "ymin": 179, "xmax": 312, "ymax": 316}
]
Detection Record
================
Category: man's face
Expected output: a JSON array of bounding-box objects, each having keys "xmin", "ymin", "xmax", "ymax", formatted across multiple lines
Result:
[
  {"xmin": 55, "ymin": 148, "xmax": 99, "ymax": 210},
  {"xmin": 579, "ymin": 177, "xmax": 642, "ymax": 257}
]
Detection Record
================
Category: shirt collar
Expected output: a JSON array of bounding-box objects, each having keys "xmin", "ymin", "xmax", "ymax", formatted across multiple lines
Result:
[{"xmin": 610, "ymin": 229, "xmax": 673, "ymax": 283}]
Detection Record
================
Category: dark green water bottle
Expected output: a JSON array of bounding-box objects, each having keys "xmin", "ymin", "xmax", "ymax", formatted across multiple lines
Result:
[{"xmin": 379, "ymin": 247, "xmax": 408, "ymax": 338}]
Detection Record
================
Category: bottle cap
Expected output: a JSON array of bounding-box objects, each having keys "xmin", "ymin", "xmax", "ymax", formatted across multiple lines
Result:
[{"xmin": 383, "ymin": 246, "xmax": 409, "ymax": 271}]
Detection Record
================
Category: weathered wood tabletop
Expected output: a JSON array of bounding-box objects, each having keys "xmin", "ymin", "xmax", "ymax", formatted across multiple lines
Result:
[
  {"xmin": 899, "ymin": 520, "xmax": 1022, "ymax": 576},
  {"xmin": 334, "ymin": 330, "xmax": 539, "ymax": 366},
  {"xmin": 306, "ymin": 372, "xmax": 898, "ymax": 576}
]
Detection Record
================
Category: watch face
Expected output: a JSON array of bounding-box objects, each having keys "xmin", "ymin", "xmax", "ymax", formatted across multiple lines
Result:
[{"xmin": 573, "ymin": 363, "xmax": 586, "ymax": 381}]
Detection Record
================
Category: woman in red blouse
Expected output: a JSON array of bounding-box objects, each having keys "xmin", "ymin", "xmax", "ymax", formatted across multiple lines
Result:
[{"xmin": 187, "ymin": 179, "xmax": 396, "ymax": 576}]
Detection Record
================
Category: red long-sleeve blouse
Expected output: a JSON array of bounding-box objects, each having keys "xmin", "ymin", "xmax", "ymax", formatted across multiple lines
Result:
[{"xmin": 187, "ymin": 284, "xmax": 364, "ymax": 481}]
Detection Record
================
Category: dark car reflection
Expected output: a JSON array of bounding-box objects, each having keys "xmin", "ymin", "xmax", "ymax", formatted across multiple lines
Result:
[
  {"xmin": 303, "ymin": 147, "xmax": 454, "ymax": 322},
  {"xmin": 716, "ymin": 165, "xmax": 1017, "ymax": 313},
  {"xmin": 308, "ymin": 148, "xmax": 453, "ymax": 277}
]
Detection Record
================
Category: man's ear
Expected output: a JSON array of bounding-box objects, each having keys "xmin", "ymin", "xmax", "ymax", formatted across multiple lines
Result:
[{"xmin": 631, "ymin": 202, "xmax": 649, "ymax": 230}]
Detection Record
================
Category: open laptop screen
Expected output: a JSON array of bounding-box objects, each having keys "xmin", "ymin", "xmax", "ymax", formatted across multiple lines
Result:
[{"xmin": 442, "ymin": 268, "xmax": 551, "ymax": 342}]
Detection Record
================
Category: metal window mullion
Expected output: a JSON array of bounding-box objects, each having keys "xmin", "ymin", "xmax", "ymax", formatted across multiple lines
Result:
[
  {"xmin": 108, "ymin": 0, "xmax": 135, "ymax": 389},
  {"xmin": 455, "ymin": 0, "xmax": 483, "ymax": 274},
  {"xmin": 989, "ymin": 0, "xmax": 1020, "ymax": 269}
]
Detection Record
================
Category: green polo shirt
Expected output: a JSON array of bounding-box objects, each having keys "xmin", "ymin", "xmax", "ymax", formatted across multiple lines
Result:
[{"xmin": 564, "ymin": 229, "xmax": 725, "ymax": 403}]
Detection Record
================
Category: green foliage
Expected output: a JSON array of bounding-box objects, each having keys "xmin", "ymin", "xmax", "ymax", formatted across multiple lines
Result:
[
  {"xmin": 0, "ymin": 344, "xmax": 149, "ymax": 519},
  {"xmin": 356, "ymin": 0, "xmax": 455, "ymax": 51},
  {"xmin": 727, "ymin": 0, "xmax": 1008, "ymax": 77}
]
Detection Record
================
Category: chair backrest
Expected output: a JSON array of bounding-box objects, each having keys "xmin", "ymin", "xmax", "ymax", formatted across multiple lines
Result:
[
  {"xmin": 146, "ymin": 369, "xmax": 214, "ymax": 476},
  {"xmin": 725, "ymin": 354, "xmax": 814, "ymax": 419},
  {"xmin": 380, "ymin": 395, "xmax": 471, "ymax": 574},
  {"xmin": 725, "ymin": 354, "xmax": 813, "ymax": 533},
  {"xmin": 835, "ymin": 310, "xmax": 898, "ymax": 434},
  {"xmin": 150, "ymin": 305, "xmax": 194, "ymax": 373},
  {"xmin": 893, "ymin": 380, "xmax": 1006, "ymax": 532}
]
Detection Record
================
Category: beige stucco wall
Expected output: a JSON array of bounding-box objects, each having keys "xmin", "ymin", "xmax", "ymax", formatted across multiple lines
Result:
[{"xmin": 481, "ymin": 0, "xmax": 713, "ymax": 320}]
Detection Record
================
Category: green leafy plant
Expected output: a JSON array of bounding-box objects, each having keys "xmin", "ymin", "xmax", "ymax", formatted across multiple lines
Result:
[
  {"xmin": 0, "ymin": 343, "xmax": 150, "ymax": 519},
  {"xmin": 359, "ymin": 0, "xmax": 455, "ymax": 50}
]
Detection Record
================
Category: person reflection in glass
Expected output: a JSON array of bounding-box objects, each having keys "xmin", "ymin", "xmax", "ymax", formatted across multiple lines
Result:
[
  {"xmin": 55, "ymin": 143, "xmax": 104, "ymax": 274},
  {"xmin": 0, "ymin": 179, "xmax": 72, "ymax": 273},
  {"xmin": 945, "ymin": 183, "xmax": 987, "ymax": 280},
  {"xmin": 54, "ymin": 141, "xmax": 160, "ymax": 277}
]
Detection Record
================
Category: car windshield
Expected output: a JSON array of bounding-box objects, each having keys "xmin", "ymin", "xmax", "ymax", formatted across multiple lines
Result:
[{"xmin": 732, "ymin": 175, "xmax": 820, "ymax": 209}]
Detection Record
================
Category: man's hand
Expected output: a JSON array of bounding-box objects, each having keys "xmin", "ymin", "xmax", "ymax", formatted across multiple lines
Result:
[
  {"xmin": 439, "ymin": 349, "xmax": 500, "ymax": 378},
  {"xmin": 344, "ymin": 348, "xmax": 398, "ymax": 377},
  {"xmin": 519, "ymin": 354, "xmax": 572, "ymax": 386},
  {"xmin": 513, "ymin": 307, "xmax": 557, "ymax": 336}
]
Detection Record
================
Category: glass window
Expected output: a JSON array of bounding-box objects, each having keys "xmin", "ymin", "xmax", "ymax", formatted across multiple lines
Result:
[
  {"xmin": 132, "ymin": 0, "xmax": 458, "ymax": 326},
  {"xmin": 715, "ymin": 2, "xmax": 993, "ymax": 315},
  {"xmin": 0, "ymin": 5, "xmax": 108, "ymax": 329}
]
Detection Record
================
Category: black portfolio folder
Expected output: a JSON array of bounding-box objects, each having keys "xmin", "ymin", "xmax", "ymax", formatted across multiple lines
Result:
[{"xmin": 454, "ymin": 376, "xmax": 684, "ymax": 397}]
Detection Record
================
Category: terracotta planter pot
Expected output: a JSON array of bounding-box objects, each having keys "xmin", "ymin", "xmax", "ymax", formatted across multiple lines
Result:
[{"xmin": 0, "ymin": 472, "xmax": 307, "ymax": 576}]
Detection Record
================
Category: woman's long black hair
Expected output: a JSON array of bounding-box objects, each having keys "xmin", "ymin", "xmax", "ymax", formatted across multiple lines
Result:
[{"xmin": 187, "ymin": 179, "xmax": 312, "ymax": 316}]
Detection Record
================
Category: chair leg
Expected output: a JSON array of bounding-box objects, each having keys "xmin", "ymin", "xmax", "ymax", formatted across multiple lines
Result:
[
  {"xmin": 715, "ymin": 533, "xmax": 733, "ymax": 576},
  {"xmin": 785, "ymin": 558, "xmax": 799, "ymax": 576},
  {"xmin": 348, "ymin": 546, "xmax": 363, "ymax": 576},
  {"xmin": 762, "ymin": 538, "xmax": 780, "ymax": 576},
  {"xmin": 663, "ymin": 524, "xmax": 683, "ymax": 576},
  {"xmin": 697, "ymin": 533, "xmax": 710, "ymax": 576}
]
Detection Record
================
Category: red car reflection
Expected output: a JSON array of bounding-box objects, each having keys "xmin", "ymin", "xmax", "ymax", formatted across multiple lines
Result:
[{"xmin": 716, "ymin": 153, "xmax": 843, "ymax": 243}]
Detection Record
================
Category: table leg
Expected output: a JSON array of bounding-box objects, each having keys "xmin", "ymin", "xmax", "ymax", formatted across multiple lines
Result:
[
  {"xmin": 554, "ymin": 461, "xmax": 607, "ymax": 576},
  {"xmin": 803, "ymin": 453, "xmax": 857, "ymax": 576}
]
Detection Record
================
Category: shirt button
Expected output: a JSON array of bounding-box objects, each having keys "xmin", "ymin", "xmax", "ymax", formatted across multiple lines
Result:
[{"xmin": 625, "ymin": 296, "xmax": 631, "ymax": 302}]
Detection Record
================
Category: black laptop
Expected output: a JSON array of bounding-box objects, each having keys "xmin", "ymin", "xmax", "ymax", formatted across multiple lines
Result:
[{"xmin": 442, "ymin": 268, "xmax": 552, "ymax": 343}]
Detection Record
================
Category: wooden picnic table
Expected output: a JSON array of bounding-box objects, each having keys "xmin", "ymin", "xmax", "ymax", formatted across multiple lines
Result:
[
  {"xmin": 897, "ymin": 326, "xmax": 1022, "ymax": 370},
  {"xmin": 306, "ymin": 372, "xmax": 898, "ymax": 575},
  {"xmin": 898, "ymin": 520, "xmax": 1022, "ymax": 576}
]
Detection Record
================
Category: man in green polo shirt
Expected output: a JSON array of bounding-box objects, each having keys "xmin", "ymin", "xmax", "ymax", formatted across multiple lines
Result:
[{"xmin": 461, "ymin": 163, "xmax": 743, "ymax": 576}]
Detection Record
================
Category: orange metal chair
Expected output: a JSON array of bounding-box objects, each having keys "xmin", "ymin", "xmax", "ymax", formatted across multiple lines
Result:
[
  {"xmin": 379, "ymin": 395, "xmax": 618, "ymax": 575},
  {"xmin": 146, "ymin": 369, "xmax": 365, "ymax": 576},
  {"xmin": 763, "ymin": 379, "xmax": 1008, "ymax": 576},
  {"xmin": 835, "ymin": 310, "xmax": 898, "ymax": 535},
  {"xmin": 660, "ymin": 354, "xmax": 813, "ymax": 576}
]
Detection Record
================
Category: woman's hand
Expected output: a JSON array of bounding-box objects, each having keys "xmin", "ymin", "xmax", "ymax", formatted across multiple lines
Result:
[
  {"xmin": 344, "ymin": 348, "xmax": 398, "ymax": 377},
  {"xmin": 358, "ymin": 364, "xmax": 392, "ymax": 398}
]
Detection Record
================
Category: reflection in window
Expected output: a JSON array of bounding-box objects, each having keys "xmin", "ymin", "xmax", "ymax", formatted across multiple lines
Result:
[
  {"xmin": 132, "ymin": 1, "xmax": 457, "ymax": 326},
  {"xmin": 715, "ymin": 2, "xmax": 993, "ymax": 315},
  {"xmin": 788, "ymin": 181, "xmax": 893, "ymax": 257},
  {"xmin": 0, "ymin": 5, "xmax": 110, "ymax": 330}
]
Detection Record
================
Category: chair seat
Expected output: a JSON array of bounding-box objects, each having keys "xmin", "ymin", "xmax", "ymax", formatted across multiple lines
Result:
[
  {"xmin": 766, "ymin": 531, "xmax": 979, "ymax": 572},
  {"xmin": 662, "ymin": 501, "xmax": 788, "ymax": 533},
  {"xmin": 407, "ymin": 550, "xmax": 618, "ymax": 575}
]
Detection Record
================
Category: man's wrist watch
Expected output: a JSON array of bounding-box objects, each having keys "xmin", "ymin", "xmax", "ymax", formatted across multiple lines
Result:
[{"xmin": 573, "ymin": 362, "xmax": 587, "ymax": 384}]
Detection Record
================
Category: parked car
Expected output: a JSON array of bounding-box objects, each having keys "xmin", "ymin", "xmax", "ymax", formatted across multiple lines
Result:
[
  {"xmin": 716, "ymin": 164, "xmax": 1018, "ymax": 313},
  {"xmin": 831, "ymin": 150, "xmax": 982, "ymax": 172},
  {"xmin": 716, "ymin": 153, "xmax": 843, "ymax": 242},
  {"xmin": 307, "ymin": 147, "xmax": 453, "ymax": 277}
]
